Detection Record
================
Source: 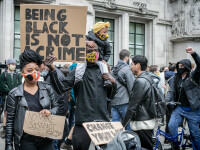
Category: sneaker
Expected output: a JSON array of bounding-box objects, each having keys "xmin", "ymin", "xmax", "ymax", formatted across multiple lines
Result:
[
  {"xmin": 104, "ymin": 80, "xmax": 112, "ymax": 87},
  {"xmin": 60, "ymin": 142, "xmax": 73, "ymax": 150},
  {"xmin": 0, "ymin": 130, "xmax": 5, "ymax": 139}
]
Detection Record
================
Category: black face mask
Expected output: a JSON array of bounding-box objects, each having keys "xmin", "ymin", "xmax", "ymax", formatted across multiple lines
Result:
[{"xmin": 178, "ymin": 68, "xmax": 186, "ymax": 75}]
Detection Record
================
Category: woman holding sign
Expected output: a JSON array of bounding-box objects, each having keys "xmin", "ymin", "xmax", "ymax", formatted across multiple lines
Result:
[{"xmin": 5, "ymin": 50, "xmax": 58, "ymax": 150}]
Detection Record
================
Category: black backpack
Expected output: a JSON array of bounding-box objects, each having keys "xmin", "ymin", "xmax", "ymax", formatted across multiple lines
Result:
[{"xmin": 140, "ymin": 75, "xmax": 166, "ymax": 118}]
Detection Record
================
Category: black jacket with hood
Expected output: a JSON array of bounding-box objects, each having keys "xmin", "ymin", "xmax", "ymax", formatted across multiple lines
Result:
[
  {"xmin": 166, "ymin": 52, "xmax": 200, "ymax": 110},
  {"xmin": 86, "ymin": 30, "xmax": 111, "ymax": 62},
  {"xmin": 49, "ymin": 63, "xmax": 117, "ymax": 124}
]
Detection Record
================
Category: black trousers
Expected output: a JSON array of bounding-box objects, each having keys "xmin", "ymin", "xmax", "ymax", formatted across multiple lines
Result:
[
  {"xmin": 72, "ymin": 124, "xmax": 91, "ymax": 150},
  {"xmin": 18, "ymin": 134, "xmax": 54, "ymax": 150},
  {"xmin": 135, "ymin": 129, "xmax": 153, "ymax": 150}
]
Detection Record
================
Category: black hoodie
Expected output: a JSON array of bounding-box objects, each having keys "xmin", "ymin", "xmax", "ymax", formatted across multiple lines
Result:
[{"xmin": 175, "ymin": 59, "xmax": 192, "ymax": 107}]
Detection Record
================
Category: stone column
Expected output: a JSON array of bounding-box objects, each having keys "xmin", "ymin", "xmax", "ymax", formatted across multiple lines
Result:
[
  {"xmin": 2, "ymin": 0, "xmax": 14, "ymax": 62},
  {"xmin": 121, "ymin": 13, "xmax": 129, "ymax": 50}
]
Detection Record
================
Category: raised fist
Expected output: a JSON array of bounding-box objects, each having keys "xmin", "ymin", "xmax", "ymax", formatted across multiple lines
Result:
[{"xmin": 186, "ymin": 47, "xmax": 195, "ymax": 54}]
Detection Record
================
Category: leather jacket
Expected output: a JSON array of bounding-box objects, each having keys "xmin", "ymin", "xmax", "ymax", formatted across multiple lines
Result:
[
  {"xmin": 5, "ymin": 82, "xmax": 58, "ymax": 150},
  {"xmin": 122, "ymin": 72, "xmax": 154, "ymax": 127},
  {"xmin": 166, "ymin": 52, "xmax": 200, "ymax": 110}
]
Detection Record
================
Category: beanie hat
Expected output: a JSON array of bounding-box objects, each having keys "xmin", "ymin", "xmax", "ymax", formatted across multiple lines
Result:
[
  {"xmin": 7, "ymin": 59, "xmax": 16, "ymax": 65},
  {"xmin": 93, "ymin": 22, "xmax": 110, "ymax": 34}
]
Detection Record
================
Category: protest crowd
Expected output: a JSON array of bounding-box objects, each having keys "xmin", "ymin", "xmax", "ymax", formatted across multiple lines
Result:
[{"xmin": 0, "ymin": 18, "xmax": 200, "ymax": 150}]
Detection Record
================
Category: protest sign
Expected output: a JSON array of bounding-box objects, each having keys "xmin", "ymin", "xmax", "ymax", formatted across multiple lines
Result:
[
  {"xmin": 83, "ymin": 122, "xmax": 124, "ymax": 145},
  {"xmin": 23, "ymin": 111, "xmax": 65, "ymax": 139},
  {"xmin": 20, "ymin": 4, "xmax": 87, "ymax": 62}
]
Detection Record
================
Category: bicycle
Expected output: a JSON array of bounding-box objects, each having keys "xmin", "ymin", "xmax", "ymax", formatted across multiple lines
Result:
[{"xmin": 153, "ymin": 102, "xmax": 193, "ymax": 150}]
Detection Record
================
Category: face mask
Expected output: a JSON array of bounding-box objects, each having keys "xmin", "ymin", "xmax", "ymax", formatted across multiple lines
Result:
[
  {"xmin": 9, "ymin": 65, "xmax": 16, "ymax": 71},
  {"xmin": 98, "ymin": 34, "xmax": 109, "ymax": 41},
  {"xmin": 178, "ymin": 68, "xmax": 186, "ymax": 75},
  {"xmin": 156, "ymin": 72, "xmax": 160, "ymax": 77},
  {"xmin": 22, "ymin": 70, "xmax": 40, "ymax": 82},
  {"xmin": 40, "ymin": 70, "xmax": 48, "ymax": 77},
  {"xmin": 86, "ymin": 51, "xmax": 99, "ymax": 63},
  {"xmin": 128, "ymin": 58, "xmax": 132, "ymax": 66}
]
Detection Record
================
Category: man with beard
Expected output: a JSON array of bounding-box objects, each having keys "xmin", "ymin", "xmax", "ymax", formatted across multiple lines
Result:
[
  {"xmin": 45, "ymin": 43, "xmax": 117, "ymax": 150},
  {"xmin": 110, "ymin": 49, "xmax": 135, "ymax": 130}
]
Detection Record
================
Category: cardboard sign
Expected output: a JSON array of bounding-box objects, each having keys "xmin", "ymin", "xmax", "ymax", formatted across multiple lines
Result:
[
  {"xmin": 20, "ymin": 4, "xmax": 87, "ymax": 62},
  {"xmin": 83, "ymin": 122, "xmax": 125, "ymax": 145},
  {"xmin": 23, "ymin": 111, "xmax": 65, "ymax": 139}
]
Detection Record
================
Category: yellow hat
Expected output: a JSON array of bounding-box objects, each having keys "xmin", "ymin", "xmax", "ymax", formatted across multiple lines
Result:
[{"xmin": 93, "ymin": 22, "xmax": 110, "ymax": 34}]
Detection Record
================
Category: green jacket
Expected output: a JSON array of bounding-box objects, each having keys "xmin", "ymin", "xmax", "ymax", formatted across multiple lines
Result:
[{"xmin": 0, "ymin": 71, "xmax": 22, "ymax": 95}]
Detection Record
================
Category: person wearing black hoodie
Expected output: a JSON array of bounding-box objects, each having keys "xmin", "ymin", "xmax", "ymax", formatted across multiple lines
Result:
[{"xmin": 166, "ymin": 47, "xmax": 200, "ymax": 150}]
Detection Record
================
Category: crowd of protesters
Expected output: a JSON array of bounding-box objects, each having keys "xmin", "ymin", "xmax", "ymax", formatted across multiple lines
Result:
[{"xmin": 0, "ymin": 21, "xmax": 199, "ymax": 150}]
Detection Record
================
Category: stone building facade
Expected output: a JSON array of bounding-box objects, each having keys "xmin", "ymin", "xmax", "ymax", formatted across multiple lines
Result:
[{"xmin": 0, "ymin": 0, "xmax": 199, "ymax": 67}]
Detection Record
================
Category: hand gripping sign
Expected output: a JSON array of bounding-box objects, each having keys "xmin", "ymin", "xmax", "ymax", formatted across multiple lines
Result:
[
  {"xmin": 20, "ymin": 4, "xmax": 87, "ymax": 62},
  {"xmin": 23, "ymin": 111, "xmax": 65, "ymax": 139}
]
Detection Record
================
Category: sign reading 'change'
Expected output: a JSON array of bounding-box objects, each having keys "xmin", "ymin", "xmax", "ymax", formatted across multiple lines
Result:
[{"xmin": 20, "ymin": 4, "xmax": 87, "ymax": 62}]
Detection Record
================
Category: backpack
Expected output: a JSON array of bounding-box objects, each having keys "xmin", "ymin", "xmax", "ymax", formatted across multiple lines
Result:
[
  {"xmin": 100, "ymin": 130, "xmax": 147, "ymax": 150},
  {"xmin": 140, "ymin": 75, "xmax": 166, "ymax": 118}
]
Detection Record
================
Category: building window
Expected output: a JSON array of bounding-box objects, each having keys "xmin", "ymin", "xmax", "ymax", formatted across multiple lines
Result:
[
  {"xmin": 14, "ymin": 6, "xmax": 20, "ymax": 61},
  {"xmin": 129, "ymin": 23, "xmax": 145, "ymax": 56},
  {"xmin": 95, "ymin": 17, "xmax": 114, "ymax": 67}
]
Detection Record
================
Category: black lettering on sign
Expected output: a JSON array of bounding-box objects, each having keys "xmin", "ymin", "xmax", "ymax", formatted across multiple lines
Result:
[
  {"xmin": 87, "ymin": 124, "xmax": 93, "ymax": 132},
  {"xmin": 26, "ymin": 21, "xmax": 32, "ymax": 33},
  {"xmin": 98, "ymin": 133, "xmax": 104, "ymax": 141},
  {"xmin": 44, "ymin": 9, "xmax": 55, "ymax": 20},
  {"xmin": 63, "ymin": 47, "xmax": 75, "ymax": 60},
  {"xmin": 25, "ymin": 9, "xmax": 32, "ymax": 20},
  {"xmin": 48, "ymin": 34, "xmax": 59, "ymax": 46},
  {"xmin": 57, "ymin": 9, "xmax": 66, "ymax": 21},
  {"xmin": 59, "ymin": 22, "xmax": 68, "ymax": 34},
  {"xmin": 46, "ymin": 46, "xmax": 54, "ymax": 56},
  {"xmin": 72, "ymin": 34, "xmax": 83, "ymax": 46},
  {"xmin": 31, "ymin": 34, "xmax": 39, "ymax": 46},
  {"xmin": 40, "ymin": 9, "xmax": 43, "ymax": 20},
  {"xmin": 26, "ymin": 34, "xmax": 30, "ymax": 45},
  {"xmin": 33, "ymin": 22, "xmax": 42, "ymax": 33},
  {"xmin": 24, "ymin": 46, "xmax": 31, "ymax": 51},
  {"xmin": 42, "ymin": 22, "xmax": 49, "ymax": 33},
  {"xmin": 91, "ymin": 133, "xmax": 99, "ymax": 142},
  {"xmin": 36, "ymin": 46, "xmax": 44, "ymax": 60},
  {"xmin": 32, "ymin": 9, "xmax": 39, "ymax": 20},
  {"xmin": 58, "ymin": 47, "xmax": 62, "ymax": 60},
  {"xmin": 61, "ymin": 34, "xmax": 71, "ymax": 46},
  {"xmin": 49, "ymin": 22, "xmax": 58, "ymax": 33}
]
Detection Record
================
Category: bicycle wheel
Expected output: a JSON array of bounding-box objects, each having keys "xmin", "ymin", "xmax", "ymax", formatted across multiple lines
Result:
[{"xmin": 153, "ymin": 140, "xmax": 163, "ymax": 150}]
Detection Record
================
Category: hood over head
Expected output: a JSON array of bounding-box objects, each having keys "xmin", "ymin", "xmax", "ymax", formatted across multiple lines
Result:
[
  {"xmin": 176, "ymin": 59, "xmax": 191, "ymax": 72},
  {"xmin": 165, "ymin": 71, "xmax": 175, "ymax": 80}
]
